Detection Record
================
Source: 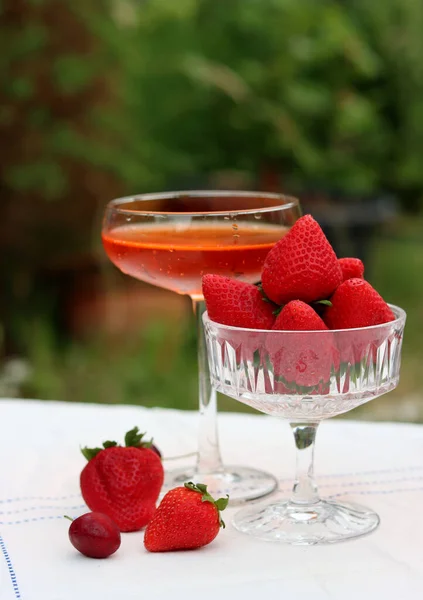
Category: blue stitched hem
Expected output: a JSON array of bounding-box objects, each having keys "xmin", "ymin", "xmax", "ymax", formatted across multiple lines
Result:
[{"xmin": 0, "ymin": 533, "xmax": 22, "ymax": 599}]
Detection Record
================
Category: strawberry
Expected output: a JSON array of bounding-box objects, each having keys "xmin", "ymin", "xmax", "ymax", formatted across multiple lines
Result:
[
  {"xmin": 80, "ymin": 427, "xmax": 164, "ymax": 533},
  {"xmin": 261, "ymin": 215, "xmax": 342, "ymax": 305},
  {"xmin": 266, "ymin": 337, "xmax": 334, "ymax": 393},
  {"xmin": 144, "ymin": 482, "xmax": 229, "ymax": 552},
  {"xmin": 273, "ymin": 300, "xmax": 329, "ymax": 331},
  {"xmin": 324, "ymin": 279, "xmax": 395, "ymax": 368},
  {"xmin": 324, "ymin": 278, "xmax": 395, "ymax": 330},
  {"xmin": 338, "ymin": 257, "xmax": 364, "ymax": 282},
  {"xmin": 267, "ymin": 302, "xmax": 334, "ymax": 391},
  {"xmin": 150, "ymin": 444, "xmax": 162, "ymax": 459},
  {"xmin": 202, "ymin": 274, "xmax": 276, "ymax": 329}
]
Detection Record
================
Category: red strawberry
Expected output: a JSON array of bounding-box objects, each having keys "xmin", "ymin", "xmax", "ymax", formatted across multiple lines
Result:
[
  {"xmin": 338, "ymin": 257, "xmax": 364, "ymax": 282},
  {"xmin": 266, "ymin": 336, "xmax": 334, "ymax": 392},
  {"xmin": 324, "ymin": 278, "xmax": 394, "ymax": 330},
  {"xmin": 202, "ymin": 274, "xmax": 276, "ymax": 329},
  {"xmin": 267, "ymin": 303, "xmax": 334, "ymax": 391},
  {"xmin": 324, "ymin": 279, "xmax": 395, "ymax": 367},
  {"xmin": 261, "ymin": 215, "xmax": 342, "ymax": 304},
  {"xmin": 149, "ymin": 443, "xmax": 162, "ymax": 459},
  {"xmin": 80, "ymin": 427, "xmax": 164, "ymax": 532},
  {"xmin": 273, "ymin": 300, "xmax": 328, "ymax": 331},
  {"xmin": 144, "ymin": 482, "xmax": 228, "ymax": 552}
]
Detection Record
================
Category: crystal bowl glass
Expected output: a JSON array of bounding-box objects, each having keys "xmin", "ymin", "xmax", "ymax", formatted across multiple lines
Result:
[{"xmin": 203, "ymin": 306, "xmax": 406, "ymax": 544}]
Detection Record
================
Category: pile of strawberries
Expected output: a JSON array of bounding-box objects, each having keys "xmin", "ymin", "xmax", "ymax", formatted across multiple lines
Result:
[
  {"xmin": 67, "ymin": 427, "xmax": 228, "ymax": 558},
  {"xmin": 203, "ymin": 214, "xmax": 395, "ymax": 333},
  {"xmin": 203, "ymin": 215, "xmax": 396, "ymax": 394}
]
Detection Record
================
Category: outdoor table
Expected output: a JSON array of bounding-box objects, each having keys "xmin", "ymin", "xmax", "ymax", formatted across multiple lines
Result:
[{"xmin": 0, "ymin": 398, "xmax": 422, "ymax": 599}]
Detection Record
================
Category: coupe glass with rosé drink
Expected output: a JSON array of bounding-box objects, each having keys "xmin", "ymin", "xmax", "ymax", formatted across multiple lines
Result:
[{"xmin": 102, "ymin": 191, "xmax": 301, "ymax": 501}]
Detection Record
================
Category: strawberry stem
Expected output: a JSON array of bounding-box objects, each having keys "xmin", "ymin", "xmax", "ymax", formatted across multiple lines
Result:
[
  {"xmin": 184, "ymin": 482, "xmax": 229, "ymax": 528},
  {"xmin": 81, "ymin": 427, "xmax": 154, "ymax": 461},
  {"xmin": 102, "ymin": 441, "xmax": 118, "ymax": 449},
  {"xmin": 255, "ymin": 282, "xmax": 276, "ymax": 307},
  {"xmin": 124, "ymin": 426, "xmax": 153, "ymax": 449},
  {"xmin": 80, "ymin": 446, "xmax": 103, "ymax": 461}
]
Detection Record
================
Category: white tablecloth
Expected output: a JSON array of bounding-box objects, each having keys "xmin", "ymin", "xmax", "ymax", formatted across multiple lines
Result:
[{"xmin": 0, "ymin": 399, "xmax": 423, "ymax": 600}]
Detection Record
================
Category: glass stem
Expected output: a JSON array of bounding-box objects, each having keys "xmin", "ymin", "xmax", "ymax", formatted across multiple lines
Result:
[
  {"xmin": 192, "ymin": 299, "xmax": 224, "ymax": 474},
  {"xmin": 290, "ymin": 422, "xmax": 320, "ymax": 505}
]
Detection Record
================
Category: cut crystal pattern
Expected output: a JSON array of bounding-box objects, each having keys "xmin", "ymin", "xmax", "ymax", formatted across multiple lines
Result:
[{"xmin": 204, "ymin": 308, "xmax": 405, "ymax": 420}]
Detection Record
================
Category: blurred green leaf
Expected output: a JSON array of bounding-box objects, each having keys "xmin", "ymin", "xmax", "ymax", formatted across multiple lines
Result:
[
  {"xmin": 8, "ymin": 77, "xmax": 34, "ymax": 99},
  {"xmin": 5, "ymin": 162, "xmax": 67, "ymax": 200},
  {"xmin": 52, "ymin": 56, "xmax": 95, "ymax": 94}
]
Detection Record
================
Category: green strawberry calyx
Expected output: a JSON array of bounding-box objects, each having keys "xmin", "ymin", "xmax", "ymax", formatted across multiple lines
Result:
[
  {"xmin": 184, "ymin": 482, "xmax": 229, "ymax": 528},
  {"xmin": 255, "ymin": 282, "xmax": 274, "ymax": 306},
  {"xmin": 313, "ymin": 299, "xmax": 332, "ymax": 307},
  {"xmin": 81, "ymin": 426, "xmax": 153, "ymax": 461},
  {"xmin": 273, "ymin": 305, "xmax": 283, "ymax": 317},
  {"xmin": 124, "ymin": 426, "xmax": 154, "ymax": 449},
  {"xmin": 272, "ymin": 299, "xmax": 333, "ymax": 318}
]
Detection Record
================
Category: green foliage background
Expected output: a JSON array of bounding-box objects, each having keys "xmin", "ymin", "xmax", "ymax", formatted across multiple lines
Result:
[
  {"xmin": 3, "ymin": 0, "xmax": 423, "ymax": 206},
  {"xmin": 121, "ymin": 0, "xmax": 423, "ymax": 205}
]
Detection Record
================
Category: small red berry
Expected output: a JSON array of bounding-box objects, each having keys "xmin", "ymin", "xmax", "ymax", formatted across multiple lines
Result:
[{"xmin": 67, "ymin": 512, "xmax": 121, "ymax": 559}]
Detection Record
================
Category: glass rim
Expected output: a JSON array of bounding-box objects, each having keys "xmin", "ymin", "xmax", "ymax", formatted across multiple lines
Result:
[
  {"xmin": 105, "ymin": 190, "xmax": 300, "ymax": 216},
  {"xmin": 203, "ymin": 304, "xmax": 406, "ymax": 335}
]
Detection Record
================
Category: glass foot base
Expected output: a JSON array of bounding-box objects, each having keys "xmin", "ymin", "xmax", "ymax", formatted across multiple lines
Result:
[
  {"xmin": 233, "ymin": 496, "xmax": 380, "ymax": 544},
  {"xmin": 163, "ymin": 466, "xmax": 278, "ymax": 504}
]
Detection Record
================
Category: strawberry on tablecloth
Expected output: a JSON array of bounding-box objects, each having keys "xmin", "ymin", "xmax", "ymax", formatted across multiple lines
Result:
[{"xmin": 80, "ymin": 427, "xmax": 164, "ymax": 532}]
